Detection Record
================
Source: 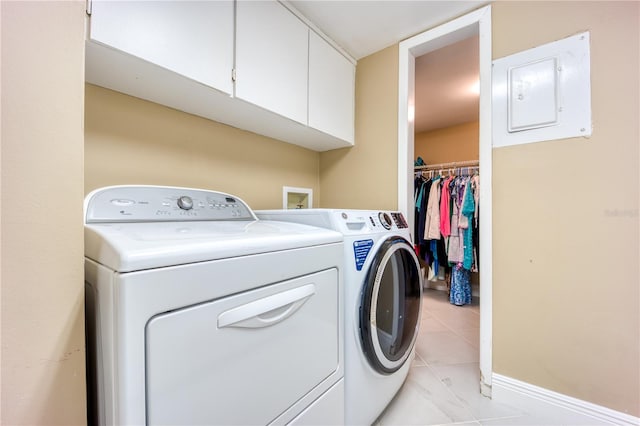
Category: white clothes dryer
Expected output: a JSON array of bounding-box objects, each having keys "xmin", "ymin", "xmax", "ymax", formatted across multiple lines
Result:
[
  {"xmin": 84, "ymin": 186, "xmax": 345, "ymax": 426},
  {"xmin": 256, "ymin": 209, "xmax": 423, "ymax": 425}
]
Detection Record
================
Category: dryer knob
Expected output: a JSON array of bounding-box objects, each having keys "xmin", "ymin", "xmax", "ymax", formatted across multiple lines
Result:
[{"xmin": 177, "ymin": 196, "xmax": 194, "ymax": 210}]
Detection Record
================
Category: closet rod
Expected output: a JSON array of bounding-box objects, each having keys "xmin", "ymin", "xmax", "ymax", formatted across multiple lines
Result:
[{"xmin": 414, "ymin": 160, "xmax": 479, "ymax": 171}]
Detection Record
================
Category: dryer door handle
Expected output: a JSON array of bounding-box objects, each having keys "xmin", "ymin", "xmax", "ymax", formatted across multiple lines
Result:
[{"xmin": 217, "ymin": 284, "xmax": 316, "ymax": 329}]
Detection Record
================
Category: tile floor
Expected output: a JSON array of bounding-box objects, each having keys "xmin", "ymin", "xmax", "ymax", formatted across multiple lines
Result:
[{"xmin": 374, "ymin": 289, "xmax": 608, "ymax": 426}]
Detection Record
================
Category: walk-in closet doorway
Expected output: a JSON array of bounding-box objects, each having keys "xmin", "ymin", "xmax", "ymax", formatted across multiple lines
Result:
[{"xmin": 398, "ymin": 5, "xmax": 493, "ymax": 397}]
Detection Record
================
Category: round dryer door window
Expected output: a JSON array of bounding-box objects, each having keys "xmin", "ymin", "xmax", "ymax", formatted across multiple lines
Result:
[{"xmin": 360, "ymin": 236, "xmax": 422, "ymax": 374}]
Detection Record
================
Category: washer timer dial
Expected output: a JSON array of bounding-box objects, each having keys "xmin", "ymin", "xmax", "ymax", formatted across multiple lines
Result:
[
  {"xmin": 378, "ymin": 212, "xmax": 392, "ymax": 230},
  {"xmin": 177, "ymin": 195, "xmax": 194, "ymax": 210}
]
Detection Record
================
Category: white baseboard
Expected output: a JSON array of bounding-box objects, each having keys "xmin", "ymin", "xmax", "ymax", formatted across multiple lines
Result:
[{"xmin": 492, "ymin": 373, "xmax": 640, "ymax": 426}]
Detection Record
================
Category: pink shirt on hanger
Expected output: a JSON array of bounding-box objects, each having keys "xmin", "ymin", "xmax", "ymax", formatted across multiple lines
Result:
[{"xmin": 440, "ymin": 176, "xmax": 452, "ymax": 237}]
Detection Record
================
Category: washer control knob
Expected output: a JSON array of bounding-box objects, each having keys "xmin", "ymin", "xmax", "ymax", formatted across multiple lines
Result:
[
  {"xmin": 177, "ymin": 195, "xmax": 194, "ymax": 210},
  {"xmin": 378, "ymin": 212, "xmax": 392, "ymax": 230}
]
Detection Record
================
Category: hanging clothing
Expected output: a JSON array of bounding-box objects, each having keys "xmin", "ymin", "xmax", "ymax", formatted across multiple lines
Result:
[
  {"xmin": 424, "ymin": 177, "xmax": 441, "ymax": 240},
  {"xmin": 472, "ymin": 174, "xmax": 480, "ymax": 223},
  {"xmin": 457, "ymin": 177, "xmax": 470, "ymax": 231},
  {"xmin": 416, "ymin": 178, "xmax": 432, "ymax": 246},
  {"xmin": 413, "ymin": 164, "xmax": 481, "ymax": 286},
  {"xmin": 439, "ymin": 176, "xmax": 452, "ymax": 237},
  {"xmin": 461, "ymin": 179, "xmax": 476, "ymax": 270},
  {"xmin": 430, "ymin": 239, "xmax": 439, "ymax": 278},
  {"xmin": 414, "ymin": 176, "xmax": 425, "ymax": 211},
  {"xmin": 447, "ymin": 195, "xmax": 464, "ymax": 264},
  {"xmin": 450, "ymin": 264, "xmax": 472, "ymax": 306},
  {"xmin": 472, "ymin": 174, "xmax": 480, "ymax": 272}
]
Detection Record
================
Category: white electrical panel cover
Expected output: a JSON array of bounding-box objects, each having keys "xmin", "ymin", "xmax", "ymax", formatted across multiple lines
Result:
[{"xmin": 493, "ymin": 32, "xmax": 591, "ymax": 147}]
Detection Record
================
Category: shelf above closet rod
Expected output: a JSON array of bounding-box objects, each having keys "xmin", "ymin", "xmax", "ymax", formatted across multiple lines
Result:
[{"xmin": 414, "ymin": 160, "xmax": 479, "ymax": 171}]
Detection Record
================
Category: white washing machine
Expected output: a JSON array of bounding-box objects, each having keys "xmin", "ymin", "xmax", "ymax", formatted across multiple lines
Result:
[
  {"xmin": 84, "ymin": 186, "xmax": 345, "ymax": 426},
  {"xmin": 256, "ymin": 209, "xmax": 423, "ymax": 425}
]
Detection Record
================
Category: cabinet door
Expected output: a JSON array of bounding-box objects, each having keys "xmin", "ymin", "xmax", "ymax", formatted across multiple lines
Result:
[
  {"xmin": 89, "ymin": 0, "xmax": 234, "ymax": 95},
  {"xmin": 308, "ymin": 31, "xmax": 355, "ymax": 143},
  {"xmin": 235, "ymin": 1, "xmax": 308, "ymax": 124}
]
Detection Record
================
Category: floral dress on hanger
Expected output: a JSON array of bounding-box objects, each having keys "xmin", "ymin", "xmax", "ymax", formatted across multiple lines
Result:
[
  {"xmin": 450, "ymin": 177, "xmax": 474, "ymax": 306},
  {"xmin": 450, "ymin": 264, "xmax": 471, "ymax": 306}
]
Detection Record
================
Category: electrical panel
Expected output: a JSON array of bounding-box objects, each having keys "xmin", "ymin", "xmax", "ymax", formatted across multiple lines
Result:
[{"xmin": 493, "ymin": 32, "xmax": 591, "ymax": 147}]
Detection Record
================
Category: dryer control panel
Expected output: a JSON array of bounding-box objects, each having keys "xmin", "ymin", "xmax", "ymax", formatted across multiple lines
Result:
[{"xmin": 85, "ymin": 186, "xmax": 256, "ymax": 223}]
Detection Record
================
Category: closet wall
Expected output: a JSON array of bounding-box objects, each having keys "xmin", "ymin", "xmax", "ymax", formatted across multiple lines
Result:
[
  {"xmin": 85, "ymin": 85, "xmax": 320, "ymax": 209},
  {"xmin": 415, "ymin": 121, "xmax": 479, "ymax": 165}
]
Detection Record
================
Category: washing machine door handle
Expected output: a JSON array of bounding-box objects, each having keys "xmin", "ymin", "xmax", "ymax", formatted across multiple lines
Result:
[{"xmin": 218, "ymin": 284, "xmax": 316, "ymax": 329}]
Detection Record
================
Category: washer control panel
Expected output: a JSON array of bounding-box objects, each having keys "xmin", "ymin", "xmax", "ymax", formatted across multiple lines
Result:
[
  {"xmin": 85, "ymin": 186, "xmax": 256, "ymax": 223},
  {"xmin": 341, "ymin": 211, "xmax": 409, "ymax": 232}
]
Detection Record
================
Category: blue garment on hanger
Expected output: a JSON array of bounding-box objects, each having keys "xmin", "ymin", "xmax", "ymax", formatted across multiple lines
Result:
[
  {"xmin": 430, "ymin": 239, "xmax": 439, "ymax": 277},
  {"xmin": 461, "ymin": 179, "xmax": 476, "ymax": 270},
  {"xmin": 450, "ymin": 264, "xmax": 472, "ymax": 306},
  {"xmin": 415, "ymin": 181, "xmax": 426, "ymax": 210}
]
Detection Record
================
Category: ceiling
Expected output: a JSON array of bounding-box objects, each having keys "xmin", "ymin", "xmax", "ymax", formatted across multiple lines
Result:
[
  {"xmin": 286, "ymin": 0, "xmax": 484, "ymax": 132},
  {"xmin": 414, "ymin": 35, "xmax": 479, "ymax": 133}
]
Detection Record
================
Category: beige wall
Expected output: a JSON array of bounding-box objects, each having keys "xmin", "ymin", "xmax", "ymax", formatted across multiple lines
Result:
[
  {"xmin": 415, "ymin": 121, "xmax": 479, "ymax": 165},
  {"xmin": 85, "ymin": 85, "xmax": 320, "ymax": 209},
  {"xmin": 319, "ymin": 45, "xmax": 399, "ymax": 210},
  {"xmin": 1, "ymin": 1, "xmax": 87, "ymax": 424},
  {"xmin": 491, "ymin": 1, "xmax": 639, "ymax": 415}
]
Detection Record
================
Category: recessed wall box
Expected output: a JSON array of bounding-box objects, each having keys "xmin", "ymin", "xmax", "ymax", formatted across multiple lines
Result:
[{"xmin": 283, "ymin": 186, "xmax": 313, "ymax": 209}]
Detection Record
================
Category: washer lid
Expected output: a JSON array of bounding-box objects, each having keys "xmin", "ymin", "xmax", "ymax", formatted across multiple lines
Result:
[{"xmin": 85, "ymin": 219, "xmax": 342, "ymax": 273}]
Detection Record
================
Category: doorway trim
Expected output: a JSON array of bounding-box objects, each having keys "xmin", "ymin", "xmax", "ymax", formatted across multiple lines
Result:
[{"xmin": 397, "ymin": 5, "xmax": 493, "ymax": 396}]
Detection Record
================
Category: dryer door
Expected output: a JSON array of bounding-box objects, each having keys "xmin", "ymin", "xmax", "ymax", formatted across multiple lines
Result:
[
  {"xmin": 360, "ymin": 236, "xmax": 422, "ymax": 374},
  {"xmin": 145, "ymin": 268, "xmax": 339, "ymax": 425}
]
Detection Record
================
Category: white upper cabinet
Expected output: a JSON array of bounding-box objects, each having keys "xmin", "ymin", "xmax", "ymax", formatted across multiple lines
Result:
[
  {"xmin": 308, "ymin": 31, "xmax": 355, "ymax": 143},
  {"xmin": 89, "ymin": 0, "xmax": 234, "ymax": 94},
  {"xmin": 235, "ymin": 1, "xmax": 309, "ymax": 125},
  {"xmin": 85, "ymin": 0, "xmax": 355, "ymax": 151}
]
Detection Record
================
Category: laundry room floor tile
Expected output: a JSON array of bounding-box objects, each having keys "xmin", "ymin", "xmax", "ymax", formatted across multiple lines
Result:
[
  {"xmin": 375, "ymin": 365, "xmax": 476, "ymax": 425},
  {"xmin": 420, "ymin": 314, "xmax": 451, "ymax": 333},
  {"xmin": 415, "ymin": 330, "xmax": 479, "ymax": 366},
  {"xmin": 429, "ymin": 304, "xmax": 480, "ymax": 329},
  {"xmin": 429, "ymin": 362, "xmax": 524, "ymax": 422},
  {"xmin": 454, "ymin": 328, "xmax": 480, "ymax": 349},
  {"xmin": 412, "ymin": 352, "xmax": 427, "ymax": 367}
]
